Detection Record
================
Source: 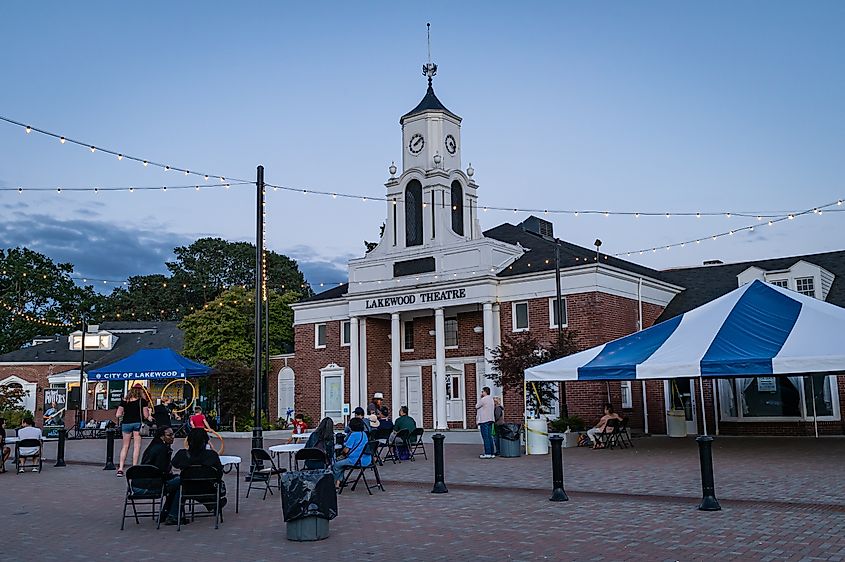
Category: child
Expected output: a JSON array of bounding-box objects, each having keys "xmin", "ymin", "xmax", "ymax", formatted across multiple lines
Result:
[
  {"xmin": 189, "ymin": 406, "xmax": 211, "ymax": 431},
  {"xmin": 287, "ymin": 413, "xmax": 308, "ymax": 443}
]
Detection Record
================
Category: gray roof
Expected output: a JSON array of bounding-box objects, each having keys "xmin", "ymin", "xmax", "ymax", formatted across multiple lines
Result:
[
  {"xmin": 657, "ymin": 249, "xmax": 845, "ymax": 322},
  {"xmin": 484, "ymin": 221, "xmax": 669, "ymax": 281},
  {"xmin": 400, "ymin": 84, "xmax": 461, "ymax": 124},
  {"xmin": 0, "ymin": 322, "xmax": 183, "ymax": 367}
]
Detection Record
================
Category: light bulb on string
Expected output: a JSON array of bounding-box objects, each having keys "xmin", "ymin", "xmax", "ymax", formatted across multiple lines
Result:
[
  {"xmin": 25, "ymin": 126, "xmax": 31, "ymax": 133},
  {"xmin": 117, "ymin": 154, "xmax": 123, "ymax": 160},
  {"xmin": 143, "ymin": 161, "xmax": 148, "ymax": 167},
  {"xmin": 90, "ymin": 146, "xmax": 96, "ymax": 153},
  {"xmin": 59, "ymin": 137, "xmax": 65, "ymax": 144}
]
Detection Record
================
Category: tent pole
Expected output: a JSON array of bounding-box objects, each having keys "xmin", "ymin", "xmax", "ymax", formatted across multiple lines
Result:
[
  {"xmin": 712, "ymin": 379, "xmax": 719, "ymax": 436},
  {"xmin": 641, "ymin": 381, "xmax": 649, "ymax": 434},
  {"xmin": 523, "ymin": 378, "xmax": 528, "ymax": 454},
  {"xmin": 698, "ymin": 377, "xmax": 708, "ymax": 436},
  {"xmin": 810, "ymin": 376, "xmax": 819, "ymax": 438}
]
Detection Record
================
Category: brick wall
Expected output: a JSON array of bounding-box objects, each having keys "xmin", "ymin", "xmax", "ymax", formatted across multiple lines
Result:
[{"xmin": 292, "ymin": 321, "xmax": 350, "ymax": 424}]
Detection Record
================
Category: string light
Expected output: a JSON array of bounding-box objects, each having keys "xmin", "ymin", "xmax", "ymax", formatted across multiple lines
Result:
[{"xmin": 3, "ymin": 182, "xmax": 249, "ymax": 193}]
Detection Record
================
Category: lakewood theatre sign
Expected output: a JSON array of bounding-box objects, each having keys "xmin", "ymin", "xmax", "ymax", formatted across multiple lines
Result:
[{"xmin": 365, "ymin": 288, "xmax": 467, "ymax": 310}]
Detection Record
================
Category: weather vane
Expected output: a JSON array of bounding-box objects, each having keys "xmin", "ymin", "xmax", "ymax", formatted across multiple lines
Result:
[{"xmin": 422, "ymin": 22, "xmax": 437, "ymax": 86}]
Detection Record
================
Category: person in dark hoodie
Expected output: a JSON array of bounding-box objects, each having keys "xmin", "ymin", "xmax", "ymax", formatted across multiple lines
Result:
[
  {"xmin": 134, "ymin": 426, "xmax": 183, "ymax": 525},
  {"xmin": 172, "ymin": 428, "xmax": 226, "ymax": 513}
]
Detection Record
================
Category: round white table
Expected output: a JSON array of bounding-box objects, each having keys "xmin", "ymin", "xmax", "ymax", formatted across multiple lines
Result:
[
  {"xmin": 268, "ymin": 443, "xmax": 305, "ymax": 470},
  {"xmin": 219, "ymin": 455, "xmax": 241, "ymax": 513},
  {"xmin": 291, "ymin": 432, "xmax": 312, "ymax": 441}
]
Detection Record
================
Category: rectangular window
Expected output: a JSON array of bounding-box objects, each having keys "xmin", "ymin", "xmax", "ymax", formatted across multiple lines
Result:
[
  {"xmin": 512, "ymin": 302, "xmax": 529, "ymax": 332},
  {"xmin": 770, "ymin": 279, "xmax": 789, "ymax": 289},
  {"xmin": 315, "ymin": 323, "xmax": 327, "ymax": 348},
  {"xmin": 718, "ymin": 375, "xmax": 839, "ymax": 421},
  {"xmin": 341, "ymin": 321, "xmax": 351, "ymax": 347},
  {"xmin": 549, "ymin": 297, "xmax": 568, "ymax": 328},
  {"xmin": 445, "ymin": 318, "xmax": 458, "ymax": 347},
  {"xmin": 796, "ymin": 277, "xmax": 815, "ymax": 298},
  {"xmin": 620, "ymin": 381, "xmax": 633, "ymax": 409},
  {"xmin": 402, "ymin": 320, "xmax": 414, "ymax": 351}
]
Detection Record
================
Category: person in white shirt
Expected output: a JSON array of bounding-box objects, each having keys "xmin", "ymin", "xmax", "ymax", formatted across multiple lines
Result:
[
  {"xmin": 475, "ymin": 387, "xmax": 496, "ymax": 459},
  {"xmin": 16, "ymin": 417, "xmax": 43, "ymax": 473}
]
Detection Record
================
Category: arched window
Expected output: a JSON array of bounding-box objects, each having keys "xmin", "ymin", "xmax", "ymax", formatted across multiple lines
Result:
[
  {"xmin": 405, "ymin": 180, "xmax": 423, "ymax": 246},
  {"xmin": 451, "ymin": 181, "xmax": 464, "ymax": 236}
]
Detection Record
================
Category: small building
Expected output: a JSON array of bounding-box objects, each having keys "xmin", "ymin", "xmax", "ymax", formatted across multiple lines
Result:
[{"xmin": 0, "ymin": 321, "xmax": 183, "ymax": 425}]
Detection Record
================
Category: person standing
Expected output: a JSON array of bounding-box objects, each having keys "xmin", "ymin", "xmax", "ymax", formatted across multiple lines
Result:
[
  {"xmin": 367, "ymin": 392, "xmax": 385, "ymax": 417},
  {"xmin": 0, "ymin": 418, "xmax": 10, "ymax": 473},
  {"xmin": 116, "ymin": 384, "xmax": 152, "ymax": 477},
  {"xmin": 492, "ymin": 396, "xmax": 505, "ymax": 456},
  {"xmin": 153, "ymin": 398, "xmax": 172, "ymax": 428},
  {"xmin": 475, "ymin": 387, "xmax": 495, "ymax": 459}
]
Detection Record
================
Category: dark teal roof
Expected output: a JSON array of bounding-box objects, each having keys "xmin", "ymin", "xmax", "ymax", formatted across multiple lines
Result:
[{"xmin": 400, "ymin": 84, "xmax": 461, "ymax": 124}]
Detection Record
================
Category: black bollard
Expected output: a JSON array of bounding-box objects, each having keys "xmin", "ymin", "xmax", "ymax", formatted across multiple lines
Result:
[
  {"xmin": 549, "ymin": 434, "xmax": 569, "ymax": 502},
  {"xmin": 431, "ymin": 433, "xmax": 448, "ymax": 494},
  {"xmin": 103, "ymin": 428, "xmax": 116, "ymax": 471},
  {"xmin": 696, "ymin": 435, "xmax": 721, "ymax": 511},
  {"xmin": 54, "ymin": 428, "xmax": 67, "ymax": 467}
]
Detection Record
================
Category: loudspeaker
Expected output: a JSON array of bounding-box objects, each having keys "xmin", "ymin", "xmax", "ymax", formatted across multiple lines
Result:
[{"xmin": 67, "ymin": 387, "xmax": 81, "ymax": 410}]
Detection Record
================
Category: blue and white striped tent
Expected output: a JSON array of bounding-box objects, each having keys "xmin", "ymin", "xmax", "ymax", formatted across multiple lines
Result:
[{"xmin": 525, "ymin": 279, "xmax": 845, "ymax": 383}]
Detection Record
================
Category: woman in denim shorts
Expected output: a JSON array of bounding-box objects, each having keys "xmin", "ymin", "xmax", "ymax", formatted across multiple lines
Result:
[{"xmin": 115, "ymin": 384, "xmax": 152, "ymax": 477}]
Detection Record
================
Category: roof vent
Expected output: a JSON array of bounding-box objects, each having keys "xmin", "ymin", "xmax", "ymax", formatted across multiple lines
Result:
[
  {"xmin": 87, "ymin": 324, "xmax": 99, "ymax": 333},
  {"xmin": 703, "ymin": 260, "xmax": 724, "ymax": 266}
]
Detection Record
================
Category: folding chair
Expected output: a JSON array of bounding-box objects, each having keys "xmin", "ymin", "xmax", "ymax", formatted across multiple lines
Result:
[
  {"xmin": 596, "ymin": 418, "xmax": 622, "ymax": 450},
  {"xmin": 14, "ymin": 439, "xmax": 42, "ymax": 474},
  {"xmin": 383, "ymin": 429, "xmax": 411, "ymax": 464},
  {"xmin": 246, "ymin": 448, "xmax": 285, "ymax": 500},
  {"xmin": 178, "ymin": 465, "xmax": 225, "ymax": 531},
  {"xmin": 121, "ymin": 464, "xmax": 165, "ymax": 530},
  {"xmin": 295, "ymin": 447, "xmax": 329, "ymax": 470},
  {"xmin": 172, "ymin": 421, "xmax": 189, "ymax": 438},
  {"xmin": 409, "ymin": 428, "xmax": 427, "ymax": 460},
  {"xmin": 369, "ymin": 428, "xmax": 391, "ymax": 466},
  {"xmin": 618, "ymin": 417, "xmax": 634, "ymax": 448},
  {"xmin": 338, "ymin": 441, "xmax": 384, "ymax": 495}
]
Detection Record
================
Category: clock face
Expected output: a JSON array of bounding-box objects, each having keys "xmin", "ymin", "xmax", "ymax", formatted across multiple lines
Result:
[
  {"xmin": 408, "ymin": 133, "xmax": 425, "ymax": 155},
  {"xmin": 445, "ymin": 134, "xmax": 457, "ymax": 155}
]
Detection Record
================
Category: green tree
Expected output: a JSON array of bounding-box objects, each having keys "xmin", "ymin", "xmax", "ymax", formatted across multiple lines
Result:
[
  {"xmin": 179, "ymin": 286, "xmax": 296, "ymax": 367},
  {"xmin": 490, "ymin": 330, "xmax": 580, "ymax": 415},
  {"xmin": 209, "ymin": 359, "xmax": 254, "ymax": 430},
  {"xmin": 0, "ymin": 247, "xmax": 103, "ymax": 354}
]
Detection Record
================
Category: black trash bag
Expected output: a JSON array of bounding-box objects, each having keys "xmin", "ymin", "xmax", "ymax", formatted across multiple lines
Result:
[
  {"xmin": 281, "ymin": 469, "xmax": 337, "ymax": 522},
  {"xmin": 498, "ymin": 423, "xmax": 521, "ymax": 441}
]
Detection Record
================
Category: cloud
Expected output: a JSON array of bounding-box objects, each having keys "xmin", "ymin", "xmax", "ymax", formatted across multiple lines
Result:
[
  {"xmin": 0, "ymin": 213, "xmax": 189, "ymax": 282},
  {"xmin": 282, "ymin": 244, "xmax": 352, "ymax": 285},
  {"xmin": 2, "ymin": 201, "xmax": 30, "ymax": 210}
]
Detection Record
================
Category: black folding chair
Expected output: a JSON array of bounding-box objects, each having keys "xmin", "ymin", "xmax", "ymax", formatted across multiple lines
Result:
[
  {"xmin": 121, "ymin": 464, "xmax": 165, "ymax": 530},
  {"xmin": 409, "ymin": 428, "xmax": 427, "ymax": 460},
  {"xmin": 338, "ymin": 440, "xmax": 384, "ymax": 495},
  {"xmin": 178, "ymin": 465, "xmax": 225, "ymax": 531},
  {"xmin": 172, "ymin": 421, "xmax": 189, "ymax": 438},
  {"xmin": 618, "ymin": 417, "xmax": 634, "ymax": 448},
  {"xmin": 14, "ymin": 439, "xmax": 42, "ymax": 474},
  {"xmin": 368, "ymin": 428, "xmax": 391, "ymax": 466},
  {"xmin": 596, "ymin": 418, "xmax": 622, "ymax": 450},
  {"xmin": 383, "ymin": 429, "xmax": 411, "ymax": 464},
  {"xmin": 246, "ymin": 448, "xmax": 285, "ymax": 500},
  {"xmin": 295, "ymin": 447, "xmax": 328, "ymax": 470}
]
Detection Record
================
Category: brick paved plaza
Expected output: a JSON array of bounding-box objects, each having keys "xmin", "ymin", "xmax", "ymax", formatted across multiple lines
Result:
[{"xmin": 4, "ymin": 435, "xmax": 845, "ymax": 561}]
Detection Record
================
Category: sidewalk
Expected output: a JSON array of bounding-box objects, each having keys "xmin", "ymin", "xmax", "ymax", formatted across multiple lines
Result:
[{"xmin": 48, "ymin": 433, "xmax": 845, "ymax": 508}]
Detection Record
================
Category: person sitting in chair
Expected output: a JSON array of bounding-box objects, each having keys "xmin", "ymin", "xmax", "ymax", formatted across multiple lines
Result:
[
  {"xmin": 345, "ymin": 407, "xmax": 369, "ymax": 435},
  {"xmin": 586, "ymin": 403, "xmax": 622, "ymax": 449},
  {"xmin": 0, "ymin": 418, "xmax": 11, "ymax": 473},
  {"xmin": 172, "ymin": 428, "xmax": 226, "ymax": 513},
  {"xmin": 17, "ymin": 417, "xmax": 43, "ymax": 473},
  {"xmin": 135, "ymin": 426, "xmax": 183, "ymax": 525},
  {"xmin": 332, "ymin": 417, "xmax": 371, "ymax": 490},
  {"xmin": 303, "ymin": 417, "xmax": 336, "ymax": 469}
]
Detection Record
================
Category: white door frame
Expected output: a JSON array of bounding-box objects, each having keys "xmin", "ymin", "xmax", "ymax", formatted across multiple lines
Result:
[
  {"xmin": 277, "ymin": 366, "xmax": 295, "ymax": 422},
  {"xmin": 445, "ymin": 364, "xmax": 466, "ymax": 429},
  {"xmin": 663, "ymin": 379, "xmax": 698, "ymax": 435},
  {"xmin": 399, "ymin": 366, "xmax": 424, "ymax": 427},
  {"xmin": 320, "ymin": 364, "xmax": 345, "ymax": 427}
]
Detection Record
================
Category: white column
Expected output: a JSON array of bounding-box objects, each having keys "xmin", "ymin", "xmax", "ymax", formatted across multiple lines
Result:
[
  {"xmin": 482, "ymin": 302, "xmax": 494, "ymax": 380},
  {"xmin": 349, "ymin": 317, "xmax": 360, "ymax": 409},
  {"xmin": 391, "ymin": 312, "xmax": 401, "ymax": 419},
  {"xmin": 492, "ymin": 303, "xmax": 501, "ymax": 350},
  {"xmin": 359, "ymin": 318, "xmax": 368, "ymax": 408},
  {"xmin": 434, "ymin": 307, "xmax": 448, "ymax": 430}
]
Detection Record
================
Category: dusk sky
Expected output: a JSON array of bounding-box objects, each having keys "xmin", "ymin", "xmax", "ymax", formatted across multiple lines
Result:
[{"xmin": 1, "ymin": 2, "xmax": 843, "ymax": 291}]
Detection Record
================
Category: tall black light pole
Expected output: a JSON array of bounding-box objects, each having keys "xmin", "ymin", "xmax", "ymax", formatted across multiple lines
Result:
[
  {"xmin": 264, "ymin": 286, "xmax": 270, "ymax": 420},
  {"xmin": 252, "ymin": 165, "xmax": 265, "ymax": 453},
  {"xmin": 75, "ymin": 317, "xmax": 87, "ymax": 432},
  {"xmin": 554, "ymin": 239, "xmax": 568, "ymax": 418}
]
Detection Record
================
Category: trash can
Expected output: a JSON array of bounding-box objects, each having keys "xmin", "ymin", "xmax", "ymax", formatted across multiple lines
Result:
[
  {"xmin": 666, "ymin": 409, "xmax": 687, "ymax": 438},
  {"xmin": 498, "ymin": 423, "xmax": 522, "ymax": 458},
  {"xmin": 281, "ymin": 469, "xmax": 337, "ymax": 541},
  {"xmin": 526, "ymin": 418, "xmax": 549, "ymax": 454}
]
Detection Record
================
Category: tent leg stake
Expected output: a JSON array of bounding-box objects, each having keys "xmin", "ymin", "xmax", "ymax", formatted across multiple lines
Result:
[{"xmin": 696, "ymin": 435, "xmax": 721, "ymax": 511}]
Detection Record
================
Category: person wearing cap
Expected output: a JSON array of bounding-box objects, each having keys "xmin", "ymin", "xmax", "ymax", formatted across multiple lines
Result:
[
  {"xmin": 345, "ymin": 407, "xmax": 369, "ymax": 435},
  {"xmin": 368, "ymin": 392, "xmax": 385, "ymax": 418}
]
